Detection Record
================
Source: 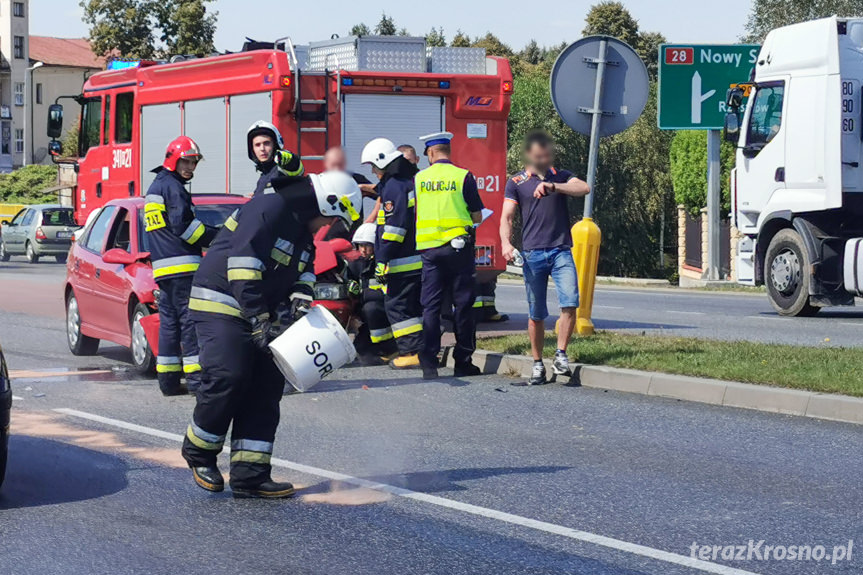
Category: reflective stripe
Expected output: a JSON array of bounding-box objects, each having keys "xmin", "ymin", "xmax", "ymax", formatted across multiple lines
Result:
[
  {"xmin": 190, "ymin": 287, "xmax": 240, "ymax": 308},
  {"xmin": 407, "ymin": 190, "xmax": 416, "ymax": 208},
  {"xmin": 271, "ymin": 249, "xmax": 292, "ymax": 266},
  {"xmin": 145, "ymin": 194, "xmax": 165, "ymax": 204},
  {"xmin": 184, "ymin": 354, "xmax": 199, "ymax": 364},
  {"xmin": 180, "ymin": 218, "xmax": 205, "ymax": 242},
  {"xmin": 186, "ymin": 423, "xmax": 224, "ymax": 451},
  {"xmin": 224, "ymin": 209, "xmax": 239, "ymax": 232},
  {"xmin": 298, "ymin": 250, "xmax": 311, "ymax": 272},
  {"xmin": 227, "ymin": 256, "xmax": 265, "ymax": 271},
  {"xmin": 189, "ymin": 287, "xmax": 243, "ymax": 318},
  {"xmin": 385, "ymin": 255, "xmax": 422, "ymax": 274},
  {"xmin": 473, "ymin": 296, "xmax": 495, "ymax": 308},
  {"xmin": 298, "ymin": 272, "xmax": 316, "ymax": 283},
  {"xmin": 416, "ymin": 226, "xmax": 469, "ymax": 249},
  {"xmin": 391, "ymin": 317, "xmax": 422, "ymax": 338},
  {"xmin": 227, "ymin": 269, "xmax": 262, "ymax": 281},
  {"xmin": 382, "ymin": 225, "xmax": 406, "ymax": 242},
  {"xmin": 370, "ymin": 327, "xmax": 394, "ymax": 343},
  {"xmin": 183, "ymin": 363, "xmax": 201, "ymax": 374},
  {"xmin": 377, "ymin": 210, "xmax": 386, "ymax": 225},
  {"xmin": 156, "ymin": 365, "xmax": 182, "ymax": 373},
  {"xmin": 157, "ymin": 356, "xmax": 181, "ymax": 373},
  {"xmin": 231, "ymin": 439, "xmax": 274, "ymax": 453},
  {"xmin": 152, "ymin": 255, "xmax": 201, "ymax": 279},
  {"xmin": 231, "ymin": 451, "xmax": 272, "ymax": 464}
]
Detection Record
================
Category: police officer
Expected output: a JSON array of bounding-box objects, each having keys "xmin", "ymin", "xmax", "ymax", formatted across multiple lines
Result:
[
  {"xmin": 182, "ymin": 171, "xmax": 361, "ymax": 498},
  {"xmin": 414, "ymin": 132, "xmax": 484, "ymax": 380},
  {"xmin": 248, "ymin": 121, "xmax": 304, "ymax": 196},
  {"xmin": 348, "ymin": 222, "xmax": 397, "ymax": 364},
  {"xmin": 361, "ymin": 138, "xmax": 423, "ymax": 370},
  {"xmin": 144, "ymin": 136, "xmax": 217, "ymax": 396}
]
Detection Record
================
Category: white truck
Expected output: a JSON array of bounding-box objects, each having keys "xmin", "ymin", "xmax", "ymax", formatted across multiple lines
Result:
[{"xmin": 725, "ymin": 16, "xmax": 863, "ymax": 315}]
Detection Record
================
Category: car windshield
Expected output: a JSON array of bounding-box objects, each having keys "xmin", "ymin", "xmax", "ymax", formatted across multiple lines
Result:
[
  {"xmin": 138, "ymin": 202, "xmax": 239, "ymax": 252},
  {"xmin": 42, "ymin": 208, "xmax": 75, "ymax": 226}
]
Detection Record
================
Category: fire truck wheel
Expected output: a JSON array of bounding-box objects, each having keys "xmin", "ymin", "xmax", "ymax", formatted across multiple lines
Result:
[
  {"xmin": 131, "ymin": 303, "xmax": 156, "ymax": 375},
  {"xmin": 764, "ymin": 229, "xmax": 819, "ymax": 317}
]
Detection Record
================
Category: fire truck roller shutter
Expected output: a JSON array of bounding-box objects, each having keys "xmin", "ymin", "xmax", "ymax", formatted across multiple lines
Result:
[
  {"xmin": 141, "ymin": 103, "xmax": 182, "ymax": 193},
  {"xmin": 229, "ymin": 92, "xmax": 274, "ymax": 197},
  {"xmin": 342, "ymin": 94, "xmax": 444, "ymax": 217},
  {"xmin": 184, "ymin": 98, "xmax": 228, "ymax": 195}
]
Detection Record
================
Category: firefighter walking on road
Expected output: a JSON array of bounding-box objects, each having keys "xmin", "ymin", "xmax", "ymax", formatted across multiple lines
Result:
[
  {"xmin": 181, "ymin": 171, "xmax": 361, "ymax": 498},
  {"xmin": 361, "ymin": 138, "xmax": 423, "ymax": 370},
  {"xmin": 414, "ymin": 132, "xmax": 484, "ymax": 380},
  {"xmin": 144, "ymin": 136, "xmax": 217, "ymax": 396}
]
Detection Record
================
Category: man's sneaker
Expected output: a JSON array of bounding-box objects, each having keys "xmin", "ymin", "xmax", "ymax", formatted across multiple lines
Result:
[
  {"xmin": 232, "ymin": 480, "xmax": 296, "ymax": 499},
  {"xmin": 528, "ymin": 362, "xmax": 548, "ymax": 386},
  {"xmin": 192, "ymin": 466, "xmax": 225, "ymax": 493},
  {"xmin": 552, "ymin": 351, "xmax": 572, "ymax": 376}
]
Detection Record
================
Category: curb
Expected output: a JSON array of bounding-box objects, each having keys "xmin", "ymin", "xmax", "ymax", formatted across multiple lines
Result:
[{"xmin": 448, "ymin": 349, "xmax": 863, "ymax": 426}]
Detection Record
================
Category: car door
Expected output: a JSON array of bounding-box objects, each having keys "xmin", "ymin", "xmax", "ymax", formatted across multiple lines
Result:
[
  {"xmin": 91, "ymin": 207, "xmax": 134, "ymax": 340},
  {"xmin": 74, "ymin": 205, "xmax": 117, "ymax": 331},
  {"xmin": 18, "ymin": 209, "xmax": 36, "ymax": 253},
  {"xmin": 2, "ymin": 209, "xmax": 26, "ymax": 253}
]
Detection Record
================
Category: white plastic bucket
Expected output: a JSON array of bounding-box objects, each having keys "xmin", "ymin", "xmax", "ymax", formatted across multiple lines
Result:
[{"xmin": 269, "ymin": 305, "xmax": 357, "ymax": 392}]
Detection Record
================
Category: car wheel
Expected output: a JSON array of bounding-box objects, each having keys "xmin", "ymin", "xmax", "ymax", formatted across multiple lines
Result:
[
  {"xmin": 66, "ymin": 291, "xmax": 99, "ymax": 355},
  {"xmin": 25, "ymin": 241, "xmax": 39, "ymax": 264},
  {"xmin": 0, "ymin": 241, "xmax": 8, "ymax": 262},
  {"xmin": 131, "ymin": 303, "xmax": 156, "ymax": 375},
  {"xmin": 765, "ymin": 229, "xmax": 819, "ymax": 317},
  {"xmin": 55, "ymin": 253, "xmax": 68, "ymax": 264}
]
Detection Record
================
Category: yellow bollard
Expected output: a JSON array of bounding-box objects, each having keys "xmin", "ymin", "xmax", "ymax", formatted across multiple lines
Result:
[{"xmin": 571, "ymin": 217, "xmax": 602, "ymax": 336}]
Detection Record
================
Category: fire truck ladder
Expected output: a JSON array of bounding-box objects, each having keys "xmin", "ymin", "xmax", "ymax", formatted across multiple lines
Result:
[{"xmin": 294, "ymin": 67, "xmax": 328, "ymax": 162}]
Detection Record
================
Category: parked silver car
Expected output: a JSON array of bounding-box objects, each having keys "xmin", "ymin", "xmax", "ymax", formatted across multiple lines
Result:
[{"xmin": 0, "ymin": 204, "xmax": 79, "ymax": 263}]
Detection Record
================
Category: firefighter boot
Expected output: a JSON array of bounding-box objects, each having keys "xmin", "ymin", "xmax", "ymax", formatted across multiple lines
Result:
[
  {"xmin": 232, "ymin": 480, "xmax": 296, "ymax": 499},
  {"xmin": 192, "ymin": 466, "xmax": 225, "ymax": 493},
  {"xmin": 390, "ymin": 354, "xmax": 420, "ymax": 370}
]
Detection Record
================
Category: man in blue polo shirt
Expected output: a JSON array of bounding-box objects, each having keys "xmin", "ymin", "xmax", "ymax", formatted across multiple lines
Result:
[{"xmin": 500, "ymin": 131, "xmax": 590, "ymax": 385}]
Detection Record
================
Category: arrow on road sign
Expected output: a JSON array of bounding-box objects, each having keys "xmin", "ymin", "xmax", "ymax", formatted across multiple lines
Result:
[{"xmin": 691, "ymin": 71, "xmax": 717, "ymax": 125}]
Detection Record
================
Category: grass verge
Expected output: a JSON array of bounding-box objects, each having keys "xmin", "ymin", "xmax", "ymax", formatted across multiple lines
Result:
[{"xmin": 478, "ymin": 332, "xmax": 863, "ymax": 397}]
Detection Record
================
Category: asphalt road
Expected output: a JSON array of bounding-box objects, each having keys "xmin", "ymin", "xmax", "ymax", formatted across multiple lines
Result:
[{"xmin": 1, "ymin": 260, "xmax": 862, "ymax": 575}]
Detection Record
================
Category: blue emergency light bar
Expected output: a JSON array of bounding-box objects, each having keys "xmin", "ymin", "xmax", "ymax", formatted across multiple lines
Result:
[{"xmin": 107, "ymin": 60, "xmax": 142, "ymax": 70}]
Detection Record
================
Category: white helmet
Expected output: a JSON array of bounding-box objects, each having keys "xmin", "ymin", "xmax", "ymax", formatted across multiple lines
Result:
[
  {"xmin": 352, "ymin": 222, "xmax": 376, "ymax": 245},
  {"xmin": 247, "ymin": 120, "xmax": 284, "ymax": 162},
  {"xmin": 309, "ymin": 172, "xmax": 362, "ymax": 225},
  {"xmin": 361, "ymin": 137, "xmax": 402, "ymax": 169}
]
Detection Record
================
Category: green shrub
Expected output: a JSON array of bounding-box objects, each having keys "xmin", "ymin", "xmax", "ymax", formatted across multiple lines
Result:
[{"xmin": 0, "ymin": 165, "xmax": 59, "ymax": 204}]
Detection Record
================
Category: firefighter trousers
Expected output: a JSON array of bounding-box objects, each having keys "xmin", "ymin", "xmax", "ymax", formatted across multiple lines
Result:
[
  {"xmin": 383, "ymin": 272, "xmax": 423, "ymax": 355},
  {"xmin": 156, "ymin": 276, "xmax": 201, "ymax": 393},
  {"xmin": 181, "ymin": 312, "xmax": 286, "ymax": 488},
  {"xmin": 420, "ymin": 244, "xmax": 477, "ymax": 369},
  {"xmin": 355, "ymin": 288, "xmax": 396, "ymax": 356}
]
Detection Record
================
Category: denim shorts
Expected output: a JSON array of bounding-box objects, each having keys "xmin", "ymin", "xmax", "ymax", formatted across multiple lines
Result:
[{"xmin": 522, "ymin": 246, "xmax": 579, "ymax": 321}]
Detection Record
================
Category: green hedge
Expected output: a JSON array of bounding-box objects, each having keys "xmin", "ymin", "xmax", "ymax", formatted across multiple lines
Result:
[{"xmin": 0, "ymin": 165, "xmax": 59, "ymax": 204}]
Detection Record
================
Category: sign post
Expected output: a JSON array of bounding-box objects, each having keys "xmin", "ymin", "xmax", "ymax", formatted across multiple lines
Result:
[
  {"xmin": 659, "ymin": 44, "xmax": 759, "ymax": 281},
  {"xmin": 550, "ymin": 36, "xmax": 649, "ymax": 335}
]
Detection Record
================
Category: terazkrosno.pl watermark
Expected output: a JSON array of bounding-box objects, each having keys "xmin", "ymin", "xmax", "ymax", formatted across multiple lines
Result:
[{"xmin": 689, "ymin": 540, "xmax": 854, "ymax": 565}]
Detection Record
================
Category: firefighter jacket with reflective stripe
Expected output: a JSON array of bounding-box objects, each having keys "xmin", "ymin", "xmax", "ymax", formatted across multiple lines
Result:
[
  {"xmin": 190, "ymin": 178, "xmax": 317, "ymax": 321},
  {"xmin": 348, "ymin": 256, "xmax": 384, "ymax": 298},
  {"xmin": 414, "ymin": 161, "xmax": 477, "ymax": 250},
  {"xmin": 144, "ymin": 169, "xmax": 217, "ymax": 280},
  {"xmin": 375, "ymin": 156, "xmax": 421, "ymax": 275},
  {"xmin": 252, "ymin": 152, "xmax": 304, "ymax": 197}
]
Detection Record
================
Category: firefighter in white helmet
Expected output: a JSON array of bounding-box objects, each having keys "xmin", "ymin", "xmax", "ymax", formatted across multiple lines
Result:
[
  {"xmin": 348, "ymin": 222, "xmax": 397, "ymax": 364},
  {"xmin": 361, "ymin": 137, "xmax": 422, "ymax": 370},
  {"xmin": 182, "ymin": 171, "xmax": 361, "ymax": 498},
  {"xmin": 247, "ymin": 121, "xmax": 304, "ymax": 196}
]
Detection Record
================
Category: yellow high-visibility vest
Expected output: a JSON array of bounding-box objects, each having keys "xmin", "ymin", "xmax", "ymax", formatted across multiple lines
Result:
[{"xmin": 414, "ymin": 162, "xmax": 473, "ymax": 250}]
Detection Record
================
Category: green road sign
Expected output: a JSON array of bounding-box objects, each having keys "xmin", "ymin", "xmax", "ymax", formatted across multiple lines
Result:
[{"xmin": 658, "ymin": 44, "xmax": 760, "ymax": 130}]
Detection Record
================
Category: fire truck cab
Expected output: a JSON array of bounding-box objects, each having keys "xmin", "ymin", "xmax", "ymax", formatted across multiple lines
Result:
[{"xmin": 47, "ymin": 36, "xmax": 513, "ymax": 278}]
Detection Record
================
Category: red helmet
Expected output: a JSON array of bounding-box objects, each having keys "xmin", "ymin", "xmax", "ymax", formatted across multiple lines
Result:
[{"xmin": 163, "ymin": 136, "xmax": 203, "ymax": 171}]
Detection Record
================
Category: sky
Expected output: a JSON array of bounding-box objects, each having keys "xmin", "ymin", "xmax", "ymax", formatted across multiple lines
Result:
[{"xmin": 32, "ymin": 0, "xmax": 754, "ymax": 52}]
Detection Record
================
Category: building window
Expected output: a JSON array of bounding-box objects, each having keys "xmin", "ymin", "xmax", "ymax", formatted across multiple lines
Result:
[
  {"xmin": 35, "ymin": 83, "xmax": 42, "ymax": 105},
  {"xmin": 15, "ymin": 129, "xmax": 23, "ymax": 153},
  {"xmin": 14, "ymin": 82, "xmax": 24, "ymax": 106},
  {"xmin": 13, "ymin": 2, "xmax": 24, "ymax": 17},
  {"xmin": 14, "ymin": 36, "xmax": 24, "ymax": 59}
]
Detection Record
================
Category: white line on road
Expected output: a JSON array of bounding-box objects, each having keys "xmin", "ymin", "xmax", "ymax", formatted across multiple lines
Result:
[
  {"xmin": 53, "ymin": 407, "xmax": 761, "ymax": 575},
  {"xmin": 840, "ymin": 322, "xmax": 862, "ymax": 327},
  {"xmin": 668, "ymin": 311, "xmax": 706, "ymax": 316},
  {"xmin": 11, "ymin": 396, "xmax": 23, "ymax": 401},
  {"xmin": 746, "ymin": 316, "xmax": 792, "ymax": 322}
]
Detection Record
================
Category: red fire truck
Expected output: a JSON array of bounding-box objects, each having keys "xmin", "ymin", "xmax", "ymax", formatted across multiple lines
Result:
[{"xmin": 47, "ymin": 36, "xmax": 513, "ymax": 278}]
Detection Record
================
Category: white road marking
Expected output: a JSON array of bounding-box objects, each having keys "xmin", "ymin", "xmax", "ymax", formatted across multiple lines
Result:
[
  {"xmin": 746, "ymin": 316, "xmax": 792, "ymax": 322},
  {"xmin": 54, "ymin": 407, "xmax": 760, "ymax": 575},
  {"xmin": 12, "ymin": 396, "xmax": 23, "ymax": 401},
  {"xmin": 667, "ymin": 310, "xmax": 706, "ymax": 316},
  {"xmin": 840, "ymin": 322, "xmax": 862, "ymax": 327}
]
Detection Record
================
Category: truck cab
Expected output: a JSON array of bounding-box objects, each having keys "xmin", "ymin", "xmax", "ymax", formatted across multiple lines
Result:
[{"xmin": 725, "ymin": 16, "xmax": 863, "ymax": 315}]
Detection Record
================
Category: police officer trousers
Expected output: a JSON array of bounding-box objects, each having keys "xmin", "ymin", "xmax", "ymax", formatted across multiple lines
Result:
[
  {"xmin": 384, "ymin": 272, "xmax": 423, "ymax": 355},
  {"xmin": 420, "ymin": 243, "xmax": 477, "ymax": 369},
  {"xmin": 181, "ymin": 312, "xmax": 286, "ymax": 488},
  {"xmin": 355, "ymin": 288, "xmax": 395, "ymax": 356},
  {"xmin": 156, "ymin": 276, "xmax": 201, "ymax": 393}
]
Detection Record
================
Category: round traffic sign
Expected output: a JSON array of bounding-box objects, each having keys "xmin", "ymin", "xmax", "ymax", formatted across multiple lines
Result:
[{"xmin": 550, "ymin": 36, "xmax": 649, "ymax": 137}]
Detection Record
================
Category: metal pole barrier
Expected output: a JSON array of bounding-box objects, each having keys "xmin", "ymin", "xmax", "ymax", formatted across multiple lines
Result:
[
  {"xmin": 706, "ymin": 129, "xmax": 721, "ymax": 281},
  {"xmin": 583, "ymin": 39, "xmax": 607, "ymax": 218}
]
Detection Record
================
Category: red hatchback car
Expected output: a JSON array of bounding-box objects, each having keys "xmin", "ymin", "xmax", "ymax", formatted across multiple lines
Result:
[{"xmin": 64, "ymin": 195, "xmax": 247, "ymax": 373}]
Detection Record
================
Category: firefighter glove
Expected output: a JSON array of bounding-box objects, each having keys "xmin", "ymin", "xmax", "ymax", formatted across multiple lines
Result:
[
  {"xmin": 375, "ymin": 262, "xmax": 387, "ymax": 285},
  {"xmin": 249, "ymin": 314, "xmax": 279, "ymax": 353},
  {"xmin": 289, "ymin": 292, "xmax": 313, "ymax": 321},
  {"xmin": 347, "ymin": 280, "xmax": 361, "ymax": 296}
]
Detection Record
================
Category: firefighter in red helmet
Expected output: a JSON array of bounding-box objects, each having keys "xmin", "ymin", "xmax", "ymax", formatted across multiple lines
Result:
[{"xmin": 144, "ymin": 136, "xmax": 217, "ymax": 395}]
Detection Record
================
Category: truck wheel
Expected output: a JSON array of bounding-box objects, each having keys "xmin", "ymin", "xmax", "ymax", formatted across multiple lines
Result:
[
  {"xmin": 66, "ymin": 291, "xmax": 99, "ymax": 355},
  {"xmin": 765, "ymin": 229, "xmax": 819, "ymax": 317},
  {"xmin": 130, "ymin": 303, "xmax": 156, "ymax": 375}
]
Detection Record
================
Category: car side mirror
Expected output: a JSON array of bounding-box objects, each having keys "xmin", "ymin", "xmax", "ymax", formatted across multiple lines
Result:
[
  {"xmin": 724, "ymin": 112, "xmax": 741, "ymax": 144},
  {"xmin": 48, "ymin": 140, "xmax": 62, "ymax": 157},
  {"xmin": 47, "ymin": 104, "xmax": 64, "ymax": 139},
  {"xmin": 103, "ymin": 248, "xmax": 137, "ymax": 265},
  {"xmin": 726, "ymin": 87, "xmax": 745, "ymax": 109},
  {"xmin": 0, "ymin": 220, "xmax": 8, "ymax": 226}
]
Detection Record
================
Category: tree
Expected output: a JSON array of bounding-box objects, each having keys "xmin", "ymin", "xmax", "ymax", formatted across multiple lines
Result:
[
  {"xmin": 450, "ymin": 30, "xmax": 470, "ymax": 47},
  {"xmin": 398, "ymin": 27, "xmax": 410, "ymax": 36},
  {"xmin": 582, "ymin": 1, "xmax": 640, "ymax": 47},
  {"xmin": 471, "ymin": 32, "xmax": 515, "ymax": 58},
  {"xmin": 350, "ymin": 23, "xmax": 371, "ymax": 36},
  {"xmin": 0, "ymin": 165, "xmax": 59, "ymax": 204},
  {"xmin": 521, "ymin": 40, "xmax": 542, "ymax": 65},
  {"xmin": 375, "ymin": 13, "xmax": 397, "ymax": 35},
  {"xmin": 743, "ymin": 0, "xmax": 863, "ymax": 42},
  {"xmin": 157, "ymin": 0, "xmax": 217, "ymax": 56},
  {"xmin": 637, "ymin": 31, "xmax": 666, "ymax": 81},
  {"xmin": 670, "ymin": 131, "xmax": 735, "ymax": 215},
  {"xmin": 426, "ymin": 27, "xmax": 446, "ymax": 48}
]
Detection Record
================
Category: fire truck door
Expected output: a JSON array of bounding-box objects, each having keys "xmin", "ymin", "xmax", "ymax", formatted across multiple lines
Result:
[{"xmin": 342, "ymin": 94, "xmax": 444, "ymax": 217}]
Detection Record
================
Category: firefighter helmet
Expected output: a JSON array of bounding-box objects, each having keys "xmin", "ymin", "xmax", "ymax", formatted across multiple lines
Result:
[
  {"xmin": 247, "ymin": 121, "xmax": 284, "ymax": 162},
  {"xmin": 309, "ymin": 172, "xmax": 362, "ymax": 225},
  {"xmin": 360, "ymin": 138, "xmax": 402, "ymax": 170},
  {"xmin": 163, "ymin": 136, "xmax": 203, "ymax": 171},
  {"xmin": 352, "ymin": 222, "xmax": 376, "ymax": 245}
]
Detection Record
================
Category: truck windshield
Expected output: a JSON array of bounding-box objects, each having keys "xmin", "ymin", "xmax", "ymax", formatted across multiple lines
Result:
[{"xmin": 748, "ymin": 84, "xmax": 785, "ymax": 146}]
